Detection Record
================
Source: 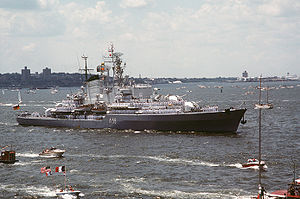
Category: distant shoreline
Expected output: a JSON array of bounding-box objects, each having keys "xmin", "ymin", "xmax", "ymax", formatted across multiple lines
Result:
[{"xmin": 0, "ymin": 73, "xmax": 298, "ymax": 89}]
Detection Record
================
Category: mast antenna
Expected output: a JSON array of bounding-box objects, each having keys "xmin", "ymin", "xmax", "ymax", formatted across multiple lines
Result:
[{"xmin": 79, "ymin": 55, "xmax": 93, "ymax": 82}]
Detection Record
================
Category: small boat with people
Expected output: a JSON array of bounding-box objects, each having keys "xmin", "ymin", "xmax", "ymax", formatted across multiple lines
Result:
[
  {"xmin": 242, "ymin": 158, "xmax": 267, "ymax": 170},
  {"xmin": 54, "ymin": 166, "xmax": 82, "ymax": 198},
  {"xmin": 39, "ymin": 147, "xmax": 65, "ymax": 158},
  {"xmin": 40, "ymin": 165, "xmax": 82, "ymax": 198},
  {"xmin": 0, "ymin": 145, "xmax": 19, "ymax": 164},
  {"xmin": 56, "ymin": 186, "xmax": 81, "ymax": 198}
]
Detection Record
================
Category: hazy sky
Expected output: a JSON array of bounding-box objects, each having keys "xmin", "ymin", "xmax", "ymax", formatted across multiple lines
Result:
[{"xmin": 0, "ymin": 0, "xmax": 299, "ymax": 78}]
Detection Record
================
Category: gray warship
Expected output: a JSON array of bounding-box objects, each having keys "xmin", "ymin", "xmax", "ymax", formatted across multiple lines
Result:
[{"xmin": 17, "ymin": 44, "xmax": 247, "ymax": 133}]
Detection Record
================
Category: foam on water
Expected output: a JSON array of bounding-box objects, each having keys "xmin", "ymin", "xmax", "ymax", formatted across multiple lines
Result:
[
  {"xmin": 14, "ymin": 160, "xmax": 42, "ymax": 166},
  {"xmin": 0, "ymin": 184, "xmax": 56, "ymax": 197},
  {"xmin": 143, "ymin": 155, "xmax": 220, "ymax": 167},
  {"xmin": 226, "ymin": 163, "xmax": 243, "ymax": 169},
  {"xmin": 75, "ymin": 154, "xmax": 221, "ymax": 167},
  {"xmin": 16, "ymin": 152, "xmax": 39, "ymax": 158},
  {"xmin": 0, "ymin": 121, "xmax": 18, "ymax": 127},
  {"xmin": 119, "ymin": 181, "xmax": 246, "ymax": 199},
  {"xmin": 0, "ymin": 103, "xmax": 13, "ymax": 106}
]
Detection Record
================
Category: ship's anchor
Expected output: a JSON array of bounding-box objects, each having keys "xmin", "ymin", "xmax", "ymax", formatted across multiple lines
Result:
[{"xmin": 241, "ymin": 115, "xmax": 247, "ymax": 124}]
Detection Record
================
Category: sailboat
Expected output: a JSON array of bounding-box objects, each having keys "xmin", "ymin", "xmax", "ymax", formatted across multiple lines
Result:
[
  {"xmin": 255, "ymin": 84, "xmax": 273, "ymax": 110},
  {"xmin": 265, "ymin": 87, "xmax": 273, "ymax": 109},
  {"xmin": 12, "ymin": 90, "xmax": 22, "ymax": 110}
]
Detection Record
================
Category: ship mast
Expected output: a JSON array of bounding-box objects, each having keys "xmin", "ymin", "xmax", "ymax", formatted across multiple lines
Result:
[
  {"xmin": 258, "ymin": 76, "xmax": 262, "ymax": 198},
  {"xmin": 80, "ymin": 55, "xmax": 88, "ymax": 82},
  {"xmin": 79, "ymin": 55, "xmax": 94, "ymax": 82}
]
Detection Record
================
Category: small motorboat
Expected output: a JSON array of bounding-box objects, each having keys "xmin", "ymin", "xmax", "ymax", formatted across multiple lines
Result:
[
  {"xmin": 0, "ymin": 146, "xmax": 19, "ymax": 164},
  {"xmin": 255, "ymin": 103, "xmax": 273, "ymax": 109},
  {"xmin": 242, "ymin": 158, "xmax": 267, "ymax": 170},
  {"xmin": 39, "ymin": 147, "xmax": 65, "ymax": 158},
  {"xmin": 56, "ymin": 187, "xmax": 81, "ymax": 198}
]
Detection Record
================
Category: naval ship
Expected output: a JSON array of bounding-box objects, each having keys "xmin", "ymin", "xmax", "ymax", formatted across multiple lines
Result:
[{"xmin": 17, "ymin": 44, "xmax": 247, "ymax": 133}]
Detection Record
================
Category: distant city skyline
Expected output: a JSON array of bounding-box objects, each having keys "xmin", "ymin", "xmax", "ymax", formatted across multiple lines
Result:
[{"xmin": 0, "ymin": 0, "xmax": 299, "ymax": 78}]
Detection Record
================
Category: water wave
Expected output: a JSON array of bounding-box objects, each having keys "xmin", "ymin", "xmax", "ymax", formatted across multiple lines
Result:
[{"xmin": 0, "ymin": 184, "xmax": 56, "ymax": 197}]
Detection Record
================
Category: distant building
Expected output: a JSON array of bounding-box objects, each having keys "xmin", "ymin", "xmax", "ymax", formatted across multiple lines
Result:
[
  {"xmin": 242, "ymin": 70, "xmax": 248, "ymax": 78},
  {"xmin": 21, "ymin": 66, "xmax": 30, "ymax": 82},
  {"xmin": 42, "ymin": 67, "xmax": 51, "ymax": 80}
]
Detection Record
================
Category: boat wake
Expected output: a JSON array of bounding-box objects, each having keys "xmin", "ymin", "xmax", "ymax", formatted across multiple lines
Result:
[
  {"xmin": 142, "ymin": 155, "xmax": 220, "ymax": 167},
  {"xmin": 16, "ymin": 152, "xmax": 39, "ymax": 158},
  {"xmin": 0, "ymin": 103, "xmax": 13, "ymax": 107},
  {"xmin": 70, "ymin": 154, "xmax": 269, "ymax": 171},
  {"xmin": 71, "ymin": 154, "xmax": 221, "ymax": 167},
  {"xmin": 0, "ymin": 121, "xmax": 19, "ymax": 127},
  {"xmin": 0, "ymin": 184, "xmax": 56, "ymax": 197},
  {"xmin": 116, "ymin": 178, "xmax": 252, "ymax": 198},
  {"xmin": 226, "ymin": 163, "xmax": 244, "ymax": 169}
]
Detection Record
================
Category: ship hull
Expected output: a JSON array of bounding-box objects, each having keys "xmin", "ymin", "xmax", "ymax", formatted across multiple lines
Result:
[{"xmin": 17, "ymin": 109, "xmax": 246, "ymax": 133}]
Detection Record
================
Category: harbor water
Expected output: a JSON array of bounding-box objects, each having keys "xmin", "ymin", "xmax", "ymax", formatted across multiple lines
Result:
[{"xmin": 0, "ymin": 81, "xmax": 299, "ymax": 198}]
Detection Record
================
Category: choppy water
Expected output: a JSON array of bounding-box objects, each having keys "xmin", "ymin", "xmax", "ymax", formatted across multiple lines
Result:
[{"xmin": 0, "ymin": 81, "xmax": 299, "ymax": 199}]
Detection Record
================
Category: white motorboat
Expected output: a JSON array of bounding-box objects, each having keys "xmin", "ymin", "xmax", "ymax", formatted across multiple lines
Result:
[
  {"xmin": 39, "ymin": 147, "xmax": 65, "ymax": 158},
  {"xmin": 56, "ymin": 188, "xmax": 81, "ymax": 197},
  {"xmin": 242, "ymin": 158, "xmax": 267, "ymax": 170}
]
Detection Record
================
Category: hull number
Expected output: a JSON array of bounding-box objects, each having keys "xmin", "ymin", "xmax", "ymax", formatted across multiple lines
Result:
[{"xmin": 109, "ymin": 118, "xmax": 117, "ymax": 124}]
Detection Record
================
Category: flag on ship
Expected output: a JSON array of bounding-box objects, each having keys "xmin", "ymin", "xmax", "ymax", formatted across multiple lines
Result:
[
  {"xmin": 41, "ymin": 166, "xmax": 50, "ymax": 173},
  {"xmin": 13, "ymin": 104, "xmax": 20, "ymax": 110},
  {"xmin": 55, "ymin": 165, "xmax": 65, "ymax": 173},
  {"xmin": 45, "ymin": 170, "xmax": 52, "ymax": 176}
]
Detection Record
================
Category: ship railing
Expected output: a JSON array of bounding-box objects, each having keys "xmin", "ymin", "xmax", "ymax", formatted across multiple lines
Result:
[
  {"xmin": 201, "ymin": 106, "xmax": 219, "ymax": 112},
  {"xmin": 108, "ymin": 110, "xmax": 136, "ymax": 114},
  {"xmin": 129, "ymin": 101, "xmax": 184, "ymax": 107},
  {"xmin": 135, "ymin": 109, "xmax": 182, "ymax": 114}
]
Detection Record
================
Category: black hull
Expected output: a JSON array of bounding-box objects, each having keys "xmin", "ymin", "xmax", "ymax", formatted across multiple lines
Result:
[
  {"xmin": 17, "ymin": 109, "xmax": 246, "ymax": 133},
  {"xmin": 0, "ymin": 160, "xmax": 19, "ymax": 164}
]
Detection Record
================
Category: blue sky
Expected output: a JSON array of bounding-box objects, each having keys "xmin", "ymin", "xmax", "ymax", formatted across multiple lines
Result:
[{"xmin": 0, "ymin": 0, "xmax": 299, "ymax": 78}]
